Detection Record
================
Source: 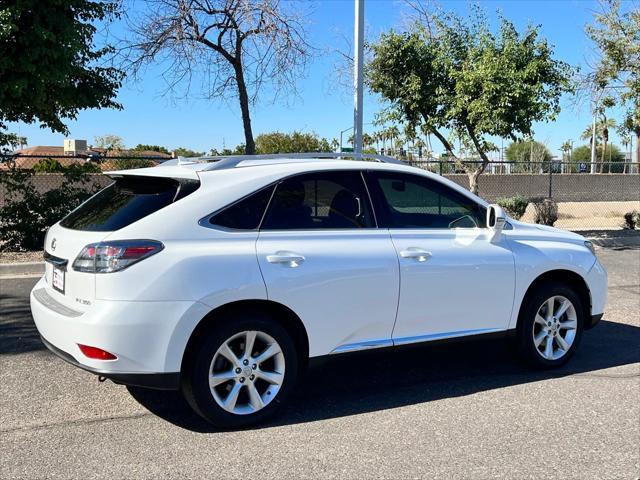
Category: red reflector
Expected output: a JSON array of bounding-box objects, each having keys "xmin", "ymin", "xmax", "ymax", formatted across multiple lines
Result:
[
  {"xmin": 77, "ymin": 344, "xmax": 117, "ymax": 360},
  {"xmin": 123, "ymin": 246, "xmax": 156, "ymax": 258}
]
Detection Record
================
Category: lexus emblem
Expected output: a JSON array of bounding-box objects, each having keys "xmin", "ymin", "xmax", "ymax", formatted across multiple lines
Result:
[{"xmin": 51, "ymin": 238, "xmax": 57, "ymax": 251}]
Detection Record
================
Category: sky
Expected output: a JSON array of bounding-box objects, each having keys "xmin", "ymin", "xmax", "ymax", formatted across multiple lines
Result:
[{"xmin": 7, "ymin": 0, "xmax": 633, "ymax": 157}]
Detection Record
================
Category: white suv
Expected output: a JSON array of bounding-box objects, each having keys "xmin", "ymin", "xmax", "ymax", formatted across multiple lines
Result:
[{"xmin": 31, "ymin": 153, "xmax": 607, "ymax": 428}]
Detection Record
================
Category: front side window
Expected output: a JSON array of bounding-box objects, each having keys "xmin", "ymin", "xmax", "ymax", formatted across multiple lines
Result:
[
  {"xmin": 368, "ymin": 171, "xmax": 486, "ymax": 229},
  {"xmin": 261, "ymin": 171, "xmax": 374, "ymax": 230}
]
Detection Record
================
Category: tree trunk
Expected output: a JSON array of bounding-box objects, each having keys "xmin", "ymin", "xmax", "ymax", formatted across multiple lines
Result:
[
  {"xmin": 635, "ymin": 126, "xmax": 640, "ymax": 174},
  {"xmin": 468, "ymin": 169, "xmax": 481, "ymax": 195},
  {"xmin": 234, "ymin": 63, "xmax": 255, "ymax": 155}
]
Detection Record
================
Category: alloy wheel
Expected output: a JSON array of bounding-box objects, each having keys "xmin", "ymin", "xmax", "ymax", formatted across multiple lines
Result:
[
  {"xmin": 532, "ymin": 295, "xmax": 578, "ymax": 361},
  {"xmin": 209, "ymin": 330, "xmax": 285, "ymax": 415}
]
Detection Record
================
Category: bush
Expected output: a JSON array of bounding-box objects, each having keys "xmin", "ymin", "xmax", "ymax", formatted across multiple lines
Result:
[
  {"xmin": 497, "ymin": 195, "xmax": 529, "ymax": 220},
  {"xmin": 32, "ymin": 158, "xmax": 102, "ymax": 173},
  {"xmin": 0, "ymin": 165, "xmax": 102, "ymax": 251},
  {"xmin": 108, "ymin": 158, "xmax": 156, "ymax": 170},
  {"xmin": 531, "ymin": 197, "xmax": 558, "ymax": 226},
  {"xmin": 622, "ymin": 210, "xmax": 639, "ymax": 230}
]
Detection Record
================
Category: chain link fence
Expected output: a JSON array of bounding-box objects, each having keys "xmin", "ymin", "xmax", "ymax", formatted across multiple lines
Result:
[
  {"xmin": 1, "ymin": 155, "xmax": 639, "ymax": 251},
  {"xmin": 407, "ymin": 159, "xmax": 640, "ymax": 231}
]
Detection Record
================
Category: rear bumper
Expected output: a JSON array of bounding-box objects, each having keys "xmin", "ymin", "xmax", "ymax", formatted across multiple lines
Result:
[
  {"xmin": 30, "ymin": 276, "xmax": 210, "ymax": 378},
  {"xmin": 40, "ymin": 335, "xmax": 180, "ymax": 390}
]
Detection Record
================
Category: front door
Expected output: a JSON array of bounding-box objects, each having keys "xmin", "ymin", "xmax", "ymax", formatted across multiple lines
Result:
[
  {"xmin": 256, "ymin": 170, "xmax": 400, "ymax": 357},
  {"xmin": 365, "ymin": 170, "xmax": 515, "ymax": 345}
]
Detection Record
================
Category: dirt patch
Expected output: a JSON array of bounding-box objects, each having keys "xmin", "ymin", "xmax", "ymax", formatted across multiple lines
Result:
[
  {"xmin": 0, "ymin": 251, "xmax": 43, "ymax": 263},
  {"xmin": 520, "ymin": 201, "xmax": 640, "ymax": 230}
]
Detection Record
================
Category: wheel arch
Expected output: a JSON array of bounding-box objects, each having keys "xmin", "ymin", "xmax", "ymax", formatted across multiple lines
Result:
[
  {"xmin": 516, "ymin": 269, "xmax": 591, "ymax": 332},
  {"xmin": 180, "ymin": 299, "xmax": 310, "ymax": 375}
]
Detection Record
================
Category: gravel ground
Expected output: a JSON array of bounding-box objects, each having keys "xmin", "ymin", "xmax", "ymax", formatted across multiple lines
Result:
[
  {"xmin": 0, "ymin": 246, "xmax": 638, "ymax": 479},
  {"xmin": 0, "ymin": 251, "xmax": 42, "ymax": 263}
]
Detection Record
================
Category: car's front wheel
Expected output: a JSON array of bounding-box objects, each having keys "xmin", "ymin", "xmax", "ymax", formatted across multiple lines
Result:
[
  {"xmin": 517, "ymin": 282, "xmax": 584, "ymax": 368},
  {"xmin": 182, "ymin": 315, "xmax": 298, "ymax": 428}
]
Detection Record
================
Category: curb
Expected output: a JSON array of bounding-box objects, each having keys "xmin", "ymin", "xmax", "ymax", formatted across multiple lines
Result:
[
  {"xmin": 0, "ymin": 262, "xmax": 45, "ymax": 276},
  {"xmin": 588, "ymin": 236, "xmax": 640, "ymax": 248}
]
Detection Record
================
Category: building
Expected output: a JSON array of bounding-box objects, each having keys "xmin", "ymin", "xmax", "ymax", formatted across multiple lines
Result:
[{"xmin": 2, "ymin": 140, "xmax": 172, "ymax": 170}]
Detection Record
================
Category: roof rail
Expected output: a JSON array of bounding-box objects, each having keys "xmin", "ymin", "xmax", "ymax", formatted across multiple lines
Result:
[{"xmin": 163, "ymin": 151, "xmax": 406, "ymax": 171}]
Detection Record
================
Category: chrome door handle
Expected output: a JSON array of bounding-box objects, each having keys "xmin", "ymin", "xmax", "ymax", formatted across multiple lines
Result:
[
  {"xmin": 399, "ymin": 248, "xmax": 432, "ymax": 262},
  {"xmin": 266, "ymin": 252, "xmax": 305, "ymax": 267}
]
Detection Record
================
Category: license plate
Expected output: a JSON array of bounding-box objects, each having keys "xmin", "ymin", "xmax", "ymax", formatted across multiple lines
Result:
[{"xmin": 52, "ymin": 267, "xmax": 65, "ymax": 294}]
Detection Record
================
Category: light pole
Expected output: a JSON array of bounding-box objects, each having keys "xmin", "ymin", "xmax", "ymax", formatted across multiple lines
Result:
[
  {"xmin": 339, "ymin": 122, "xmax": 373, "ymax": 152},
  {"xmin": 353, "ymin": 0, "xmax": 364, "ymax": 155},
  {"xmin": 339, "ymin": 126, "xmax": 353, "ymax": 152}
]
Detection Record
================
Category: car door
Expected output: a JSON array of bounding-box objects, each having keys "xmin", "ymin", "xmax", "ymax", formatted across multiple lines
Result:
[
  {"xmin": 256, "ymin": 170, "xmax": 400, "ymax": 357},
  {"xmin": 365, "ymin": 170, "xmax": 515, "ymax": 345}
]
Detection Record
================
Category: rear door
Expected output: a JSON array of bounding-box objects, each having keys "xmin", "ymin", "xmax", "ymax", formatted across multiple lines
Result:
[
  {"xmin": 365, "ymin": 170, "xmax": 515, "ymax": 345},
  {"xmin": 256, "ymin": 170, "xmax": 400, "ymax": 357}
]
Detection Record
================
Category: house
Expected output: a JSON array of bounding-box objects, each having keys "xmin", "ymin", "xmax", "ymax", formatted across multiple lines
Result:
[{"xmin": 2, "ymin": 140, "xmax": 172, "ymax": 170}]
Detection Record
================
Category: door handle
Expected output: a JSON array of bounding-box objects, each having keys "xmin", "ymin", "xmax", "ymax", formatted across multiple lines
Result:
[
  {"xmin": 266, "ymin": 252, "xmax": 305, "ymax": 267},
  {"xmin": 399, "ymin": 248, "xmax": 432, "ymax": 262}
]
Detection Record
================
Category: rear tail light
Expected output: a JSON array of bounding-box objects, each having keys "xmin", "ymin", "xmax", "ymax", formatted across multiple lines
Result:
[
  {"xmin": 72, "ymin": 240, "xmax": 164, "ymax": 273},
  {"xmin": 77, "ymin": 344, "xmax": 118, "ymax": 360}
]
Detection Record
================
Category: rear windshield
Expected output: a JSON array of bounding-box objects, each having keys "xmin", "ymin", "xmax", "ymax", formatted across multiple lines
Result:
[{"xmin": 60, "ymin": 176, "xmax": 199, "ymax": 231}]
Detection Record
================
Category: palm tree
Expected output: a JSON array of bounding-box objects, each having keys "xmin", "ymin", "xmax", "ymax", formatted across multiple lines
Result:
[
  {"xmin": 598, "ymin": 116, "xmax": 616, "ymax": 172},
  {"xmin": 362, "ymin": 133, "xmax": 373, "ymax": 150},
  {"xmin": 560, "ymin": 140, "xmax": 572, "ymax": 173},
  {"xmin": 620, "ymin": 133, "xmax": 631, "ymax": 174},
  {"xmin": 386, "ymin": 126, "xmax": 400, "ymax": 157}
]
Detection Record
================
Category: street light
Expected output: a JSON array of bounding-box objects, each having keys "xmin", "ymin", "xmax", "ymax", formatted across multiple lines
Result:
[
  {"xmin": 339, "ymin": 122, "xmax": 373, "ymax": 152},
  {"xmin": 353, "ymin": 0, "xmax": 365, "ymax": 155}
]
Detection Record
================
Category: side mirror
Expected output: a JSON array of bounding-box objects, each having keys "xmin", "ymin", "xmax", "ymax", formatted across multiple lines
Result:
[{"xmin": 487, "ymin": 204, "xmax": 506, "ymax": 242}]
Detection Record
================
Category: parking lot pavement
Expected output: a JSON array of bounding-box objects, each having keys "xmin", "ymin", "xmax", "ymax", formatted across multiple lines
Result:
[{"xmin": 1, "ymin": 246, "xmax": 638, "ymax": 479}]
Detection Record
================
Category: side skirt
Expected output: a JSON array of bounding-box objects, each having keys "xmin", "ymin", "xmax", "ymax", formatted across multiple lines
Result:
[{"xmin": 309, "ymin": 329, "xmax": 515, "ymax": 369}]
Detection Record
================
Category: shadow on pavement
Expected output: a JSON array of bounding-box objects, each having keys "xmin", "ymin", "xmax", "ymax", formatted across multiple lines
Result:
[
  {"xmin": 127, "ymin": 319, "xmax": 640, "ymax": 433},
  {"xmin": 0, "ymin": 280, "xmax": 44, "ymax": 354}
]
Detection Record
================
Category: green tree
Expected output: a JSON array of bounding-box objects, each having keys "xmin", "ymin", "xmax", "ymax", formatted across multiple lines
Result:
[
  {"xmin": 32, "ymin": 158, "xmax": 101, "ymax": 173},
  {"xmin": 131, "ymin": 144, "xmax": 170, "ymax": 155},
  {"xmin": 254, "ymin": 131, "xmax": 332, "ymax": 154},
  {"xmin": 572, "ymin": 144, "xmax": 625, "ymax": 173},
  {"xmin": 0, "ymin": 0, "xmax": 123, "ymax": 147},
  {"xmin": 505, "ymin": 140, "xmax": 552, "ymax": 172},
  {"xmin": 586, "ymin": 0, "xmax": 640, "ymax": 164},
  {"xmin": 367, "ymin": 6, "xmax": 572, "ymax": 193},
  {"xmin": 94, "ymin": 134, "xmax": 125, "ymax": 152},
  {"xmin": 174, "ymin": 147, "xmax": 205, "ymax": 158}
]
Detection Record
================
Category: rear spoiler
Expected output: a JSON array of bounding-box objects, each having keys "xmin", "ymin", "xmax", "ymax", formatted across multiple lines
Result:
[{"xmin": 105, "ymin": 165, "xmax": 201, "ymax": 181}]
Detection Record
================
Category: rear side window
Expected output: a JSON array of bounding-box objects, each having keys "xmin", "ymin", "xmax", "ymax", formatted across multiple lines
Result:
[
  {"xmin": 60, "ymin": 176, "xmax": 199, "ymax": 231},
  {"xmin": 262, "ymin": 171, "xmax": 374, "ymax": 230},
  {"xmin": 209, "ymin": 186, "xmax": 274, "ymax": 230}
]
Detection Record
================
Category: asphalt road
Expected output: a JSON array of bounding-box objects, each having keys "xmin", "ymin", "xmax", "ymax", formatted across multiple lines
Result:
[{"xmin": 1, "ymin": 246, "xmax": 639, "ymax": 479}]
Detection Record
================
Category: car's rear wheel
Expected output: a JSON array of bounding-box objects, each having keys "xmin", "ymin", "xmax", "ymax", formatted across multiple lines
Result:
[
  {"xmin": 182, "ymin": 315, "xmax": 298, "ymax": 428},
  {"xmin": 517, "ymin": 282, "xmax": 584, "ymax": 368}
]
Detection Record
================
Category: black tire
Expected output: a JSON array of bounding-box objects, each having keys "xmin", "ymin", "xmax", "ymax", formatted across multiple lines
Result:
[
  {"xmin": 517, "ymin": 281, "xmax": 585, "ymax": 368},
  {"xmin": 182, "ymin": 313, "xmax": 298, "ymax": 429}
]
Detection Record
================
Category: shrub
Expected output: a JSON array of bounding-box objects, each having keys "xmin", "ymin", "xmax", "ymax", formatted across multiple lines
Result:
[
  {"xmin": 107, "ymin": 158, "xmax": 156, "ymax": 170},
  {"xmin": 623, "ymin": 210, "xmax": 639, "ymax": 230},
  {"xmin": 33, "ymin": 158, "xmax": 102, "ymax": 173},
  {"xmin": 0, "ymin": 165, "xmax": 102, "ymax": 251},
  {"xmin": 497, "ymin": 195, "xmax": 529, "ymax": 220},
  {"xmin": 531, "ymin": 197, "xmax": 558, "ymax": 226}
]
